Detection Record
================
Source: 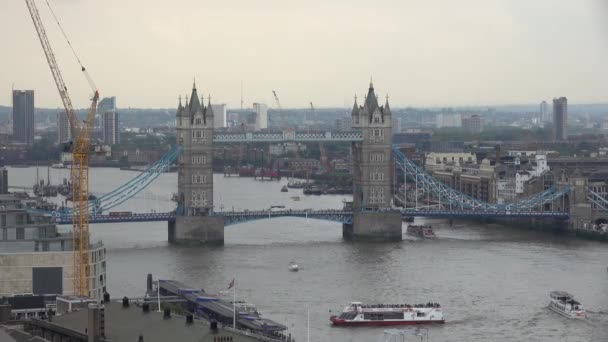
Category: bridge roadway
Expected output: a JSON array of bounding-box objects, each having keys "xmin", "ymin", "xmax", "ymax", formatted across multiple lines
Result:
[{"xmin": 54, "ymin": 208, "xmax": 569, "ymax": 225}]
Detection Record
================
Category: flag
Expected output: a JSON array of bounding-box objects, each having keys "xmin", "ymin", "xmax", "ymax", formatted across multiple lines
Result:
[{"xmin": 228, "ymin": 278, "xmax": 235, "ymax": 289}]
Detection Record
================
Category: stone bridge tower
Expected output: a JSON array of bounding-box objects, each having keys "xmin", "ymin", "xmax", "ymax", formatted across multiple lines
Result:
[
  {"xmin": 344, "ymin": 82, "xmax": 402, "ymax": 241},
  {"xmin": 170, "ymin": 82, "xmax": 224, "ymax": 244}
]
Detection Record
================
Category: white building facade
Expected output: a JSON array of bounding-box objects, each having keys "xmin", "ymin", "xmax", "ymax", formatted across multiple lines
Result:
[
  {"xmin": 253, "ymin": 103, "xmax": 268, "ymax": 131},
  {"xmin": 211, "ymin": 104, "xmax": 227, "ymax": 128}
]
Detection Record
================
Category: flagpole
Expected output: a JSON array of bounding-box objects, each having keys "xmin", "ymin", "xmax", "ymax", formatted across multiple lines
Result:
[
  {"xmin": 157, "ymin": 280, "xmax": 161, "ymax": 313},
  {"xmin": 307, "ymin": 308, "xmax": 310, "ymax": 342},
  {"xmin": 233, "ymin": 280, "xmax": 236, "ymax": 329}
]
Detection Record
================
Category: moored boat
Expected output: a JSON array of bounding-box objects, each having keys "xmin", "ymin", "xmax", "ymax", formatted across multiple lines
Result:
[
  {"xmin": 281, "ymin": 185, "xmax": 288, "ymax": 192},
  {"xmin": 288, "ymin": 261, "xmax": 299, "ymax": 272},
  {"xmin": 330, "ymin": 302, "xmax": 444, "ymax": 326},
  {"xmin": 407, "ymin": 225, "xmax": 436, "ymax": 238},
  {"xmin": 549, "ymin": 291, "xmax": 585, "ymax": 319}
]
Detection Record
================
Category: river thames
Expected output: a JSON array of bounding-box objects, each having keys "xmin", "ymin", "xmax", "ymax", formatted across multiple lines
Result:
[{"xmin": 7, "ymin": 166, "xmax": 608, "ymax": 341}]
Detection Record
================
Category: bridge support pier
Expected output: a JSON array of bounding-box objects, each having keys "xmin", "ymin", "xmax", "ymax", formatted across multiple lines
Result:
[
  {"xmin": 168, "ymin": 215, "xmax": 225, "ymax": 245},
  {"xmin": 343, "ymin": 211, "xmax": 402, "ymax": 242}
]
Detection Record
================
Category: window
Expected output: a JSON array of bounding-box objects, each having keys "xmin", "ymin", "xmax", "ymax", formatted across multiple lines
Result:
[
  {"xmin": 16, "ymin": 214, "xmax": 24, "ymax": 225},
  {"xmin": 370, "ymin": 172, "xmax": 385, "ymax": 181},
  {"xmin": 1, "ymin": 215, "xmax": 5, "ymax": 227},
  {"xmin": 191, "ymin": 154, "xmax": 207, "ymax": 165},
  {"xmin": 374, "ymin": 117, "xmax": 380, "ymax": 124},
  {"xmin": 191, "ymin": 174, "xmax": 208, "ymax": 184},
  {"xmin": 372, "ymin": 129, "xmax": 383, "ymax": 137},
  {"xmin": 369, "ymin": 188, "xmax": 384, "ymax": 203},
  {"xmin": 195, "ymin": 118, "xmax": 202, "ymax": 125},
  {"xmin": 192, "ymin": 130, "xmax": 206, "ymax": 144},
  {"xmin": 370, "ymin": 153, "xmax": 385, "ymax": 162},
  {"xmin": 192, "ymin": 191, "xmax": 208, "ymax": 206},
  {"xmin": 16, "ymin": 227, "xmax": 25, "ymax": 240}
]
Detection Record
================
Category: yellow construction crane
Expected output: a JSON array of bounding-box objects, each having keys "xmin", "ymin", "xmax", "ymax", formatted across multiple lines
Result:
[
  {"xmin": 272, "ymin": 90, "xmax": 286, "ymax": 128},
  {"xmin": 25, "ymin": 0, "xmax": 99, "ymax": 297}
]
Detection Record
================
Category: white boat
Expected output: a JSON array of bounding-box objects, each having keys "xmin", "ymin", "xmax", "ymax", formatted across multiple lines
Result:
[
  {"xmin": 51, "ymin": 163, "xmax": 65, "ymax": 169},
  {"xmin": 330, "ymin": 302, "xmax": 444, "ymax": 326},
  {"xmin": 288, "ymin": 262, "xmax": 299, "ymax": 272},
  {"xmin": 549, "ymin": 291, "xmax": 585, "ymax": 319}
]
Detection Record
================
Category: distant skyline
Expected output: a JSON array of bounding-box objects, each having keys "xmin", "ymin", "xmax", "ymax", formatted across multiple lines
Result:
[{"xmin": 1, "ymin": 0, "xmax": 607, "ymax": 109}]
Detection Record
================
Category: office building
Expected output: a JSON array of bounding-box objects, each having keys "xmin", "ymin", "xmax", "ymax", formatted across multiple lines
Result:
[
  {"xmin": 0, "ymin": 195, "xmax": 106, "ymax": 299},
  {"xmin": 0, "ymin": 168, "xmax": 7, "ymax": 195},
  {"xmin": 253, "ymin": 103, "xmax": 268, "ymax": 131},
  {"xmin": 103, "ymin": 110, "xmax": 120, "ymax": 145},
  {"xmin": 335, "ymin": 116, "xmax": 352, "ymax": 131},
  {"xmin": 57, "ymin": 111, "xmax": 71, "ymax": 144},
  {"xmin": 552, "ymin": 97, "xmax": 567, "ymax": 141},
  {"xmin": 12, "ymin": 90, "xmax": 35, "ymax": 145},
  {"xmin": 435, "ymin": 113, "xmax": 461, "ymax": 128},
  {"xmin": 97, "ymin": 96, "xmax": 116, "ymax": 129},
  {"xmin": 462, "ymin": 114, "xmax": 484, "ymax": 134},
  {"xmin": 540, "ymin": 100, "xmax": 549, "ymax": 124},
  {"xmin": 211, "ymin": 103, "xmax": 227, "ymax": 128}
]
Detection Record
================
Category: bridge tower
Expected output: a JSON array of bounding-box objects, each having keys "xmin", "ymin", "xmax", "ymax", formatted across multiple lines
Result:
[
  {"xmin": 344, "ymin": 82, "xmax": 402, "ymax": 241},
  {"xmin": 169, "ymin": 82, "xmax": 224, "ymax": 244}
]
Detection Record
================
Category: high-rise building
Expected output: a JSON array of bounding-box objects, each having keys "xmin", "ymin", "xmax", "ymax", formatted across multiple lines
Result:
[
  {"xmin": 539, "ymin": 100, "xmax": 549, "ymax": 124},
  {"xmin": 435, "ymin": 113, "xmax": 461, "ymax": 128},
  {"xmin": 12, "ymin": 90, "xmax": 35, "ymax": 145},
  {"xmin": 253, "ymin": 103, "xmax": 268, "ymax": 131},
  {"xmin": 97, "ymin": 97, "xmax": 116, "ymax": 129},
  {"xmin": 103, "ymin": 110, "xmax": 120, "ymax": 145},
  {"xmin": 57, "ymin": 111, "xmax": 71, "ymax": 144},
  {"xmin": 552, "ymin": 97, "xmax": 568, "ymax": 141},
  {"xmin": 0, "ymin": 168, "xmax": 8, "ymax": 195},
  {"xmin": 211, "ymin": 104, "xmax": 227, "ymax": 128},
  {"xmin": 462, "ymin": 114, "xmax": 484, "ymax": 134}
]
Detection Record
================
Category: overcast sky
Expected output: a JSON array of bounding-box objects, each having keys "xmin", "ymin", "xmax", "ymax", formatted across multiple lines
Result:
[{"xmin": 2, "ymin": 0, "xmax": 607, "ymax": 109}]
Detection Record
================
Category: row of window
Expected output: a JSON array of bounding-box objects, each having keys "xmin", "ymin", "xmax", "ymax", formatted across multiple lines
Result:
[
  {"xmin": 177, "ymin": 118, "xmax": 208, "ymax": 126},
  {"xmin": 371, "ymin": 129, "xmax": 384, "ymax": 137},
  {"xmin": 192, "ymin": 191, "xmax": 209, "ymax": 206},
  {"xmin": 191, "ymin": 175, "xmax": 208, "ymax": 184},
  {"xmin": 191, "ymin": 155, "xmax": 208, "ymax": 165},
  {"xmin": 370, "ymin": 153, "xmax": 385, "ymax": 162},
  {"xmin": 368, "ymin": 188, "xmax": 386, "ymax": 204},
  {"xmin": 370, "ymin": 172, "xmax": 385, "ymax": 181},
  {"xmin": 192, "ymin": 130, "xmax": 206, "ymax": 138}
]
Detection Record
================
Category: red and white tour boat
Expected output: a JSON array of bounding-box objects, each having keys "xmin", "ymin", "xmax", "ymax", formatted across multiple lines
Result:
[
  {"xmin": 406, "ymin": 225, "xmax": 436, "ymax": 239},
  {"xmin": 330, "ymin": 302, "xmax": 444, "ymax": 326}
]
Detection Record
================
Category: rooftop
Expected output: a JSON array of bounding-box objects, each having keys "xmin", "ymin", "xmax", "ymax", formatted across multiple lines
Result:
[{"xmin": 45, "ymin": 301, "xmax": 263, "ymax": 342}]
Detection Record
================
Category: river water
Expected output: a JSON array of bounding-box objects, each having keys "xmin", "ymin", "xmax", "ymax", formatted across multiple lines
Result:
[{"xmin": 6, "ymin": 166, "xmax": 608, "ymax": 342}]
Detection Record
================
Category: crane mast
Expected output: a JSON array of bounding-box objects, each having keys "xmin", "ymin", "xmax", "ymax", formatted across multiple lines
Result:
[
  {"xmin": 272, "ymin": 90, "xmax": 286, "ymax": 128},
  {"xmin": 25, "ymin": 0, "xmax": 99, "ymax": 297}
]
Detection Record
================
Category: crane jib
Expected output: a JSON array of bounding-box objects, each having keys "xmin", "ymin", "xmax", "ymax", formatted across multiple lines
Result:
[{"xmin": 25, "ymin": 0, "xmax": 98, "ymax": 298}]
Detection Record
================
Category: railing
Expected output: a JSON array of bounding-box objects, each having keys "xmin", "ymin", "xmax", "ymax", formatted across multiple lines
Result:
[{"xmin": 213, "ymin": 130, "xmax": 363, "ymax": 143}]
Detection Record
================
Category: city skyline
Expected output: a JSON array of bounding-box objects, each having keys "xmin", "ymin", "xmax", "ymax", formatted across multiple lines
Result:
[{"xmin": 1, "ymin": 0, "xmax": 607, "ymax": 109}]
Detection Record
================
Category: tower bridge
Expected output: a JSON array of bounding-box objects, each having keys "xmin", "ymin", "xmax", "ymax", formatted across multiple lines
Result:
[{"xmin": 47, "ymin": 82, "xmax": 580, "ymax": 244}]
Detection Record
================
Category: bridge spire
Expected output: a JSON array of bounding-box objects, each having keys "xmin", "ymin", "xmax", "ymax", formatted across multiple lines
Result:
[{"xmin": 384, "ymin": 94, "xmax": 391, "ymax": 115}]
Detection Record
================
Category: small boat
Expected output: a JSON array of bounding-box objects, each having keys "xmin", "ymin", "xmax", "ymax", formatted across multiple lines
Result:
[
  {"xmin": 291, "ymin": 196, "xmax": 301, "ymax": 201},
  {"xmin": 51, "ymin": 163, "xmax": 65, "ymax": 169},
  {"xmin": 330, "ymin": 302, "xmax": 444, "ymax": 326},
  {"xmin": 288, "ymin": 262, "xmax": 299, "ymax": 272},
  {"xmin": 549, "ymin": 291, "xmax": 585, "ymax": 319},
  {"xmin": 407, "ymin": 225, "xmax": 436, "ymax": 238},
  {"xmin": 281, "ymin": 185, "xmax": 288, "ymax": 192}
]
